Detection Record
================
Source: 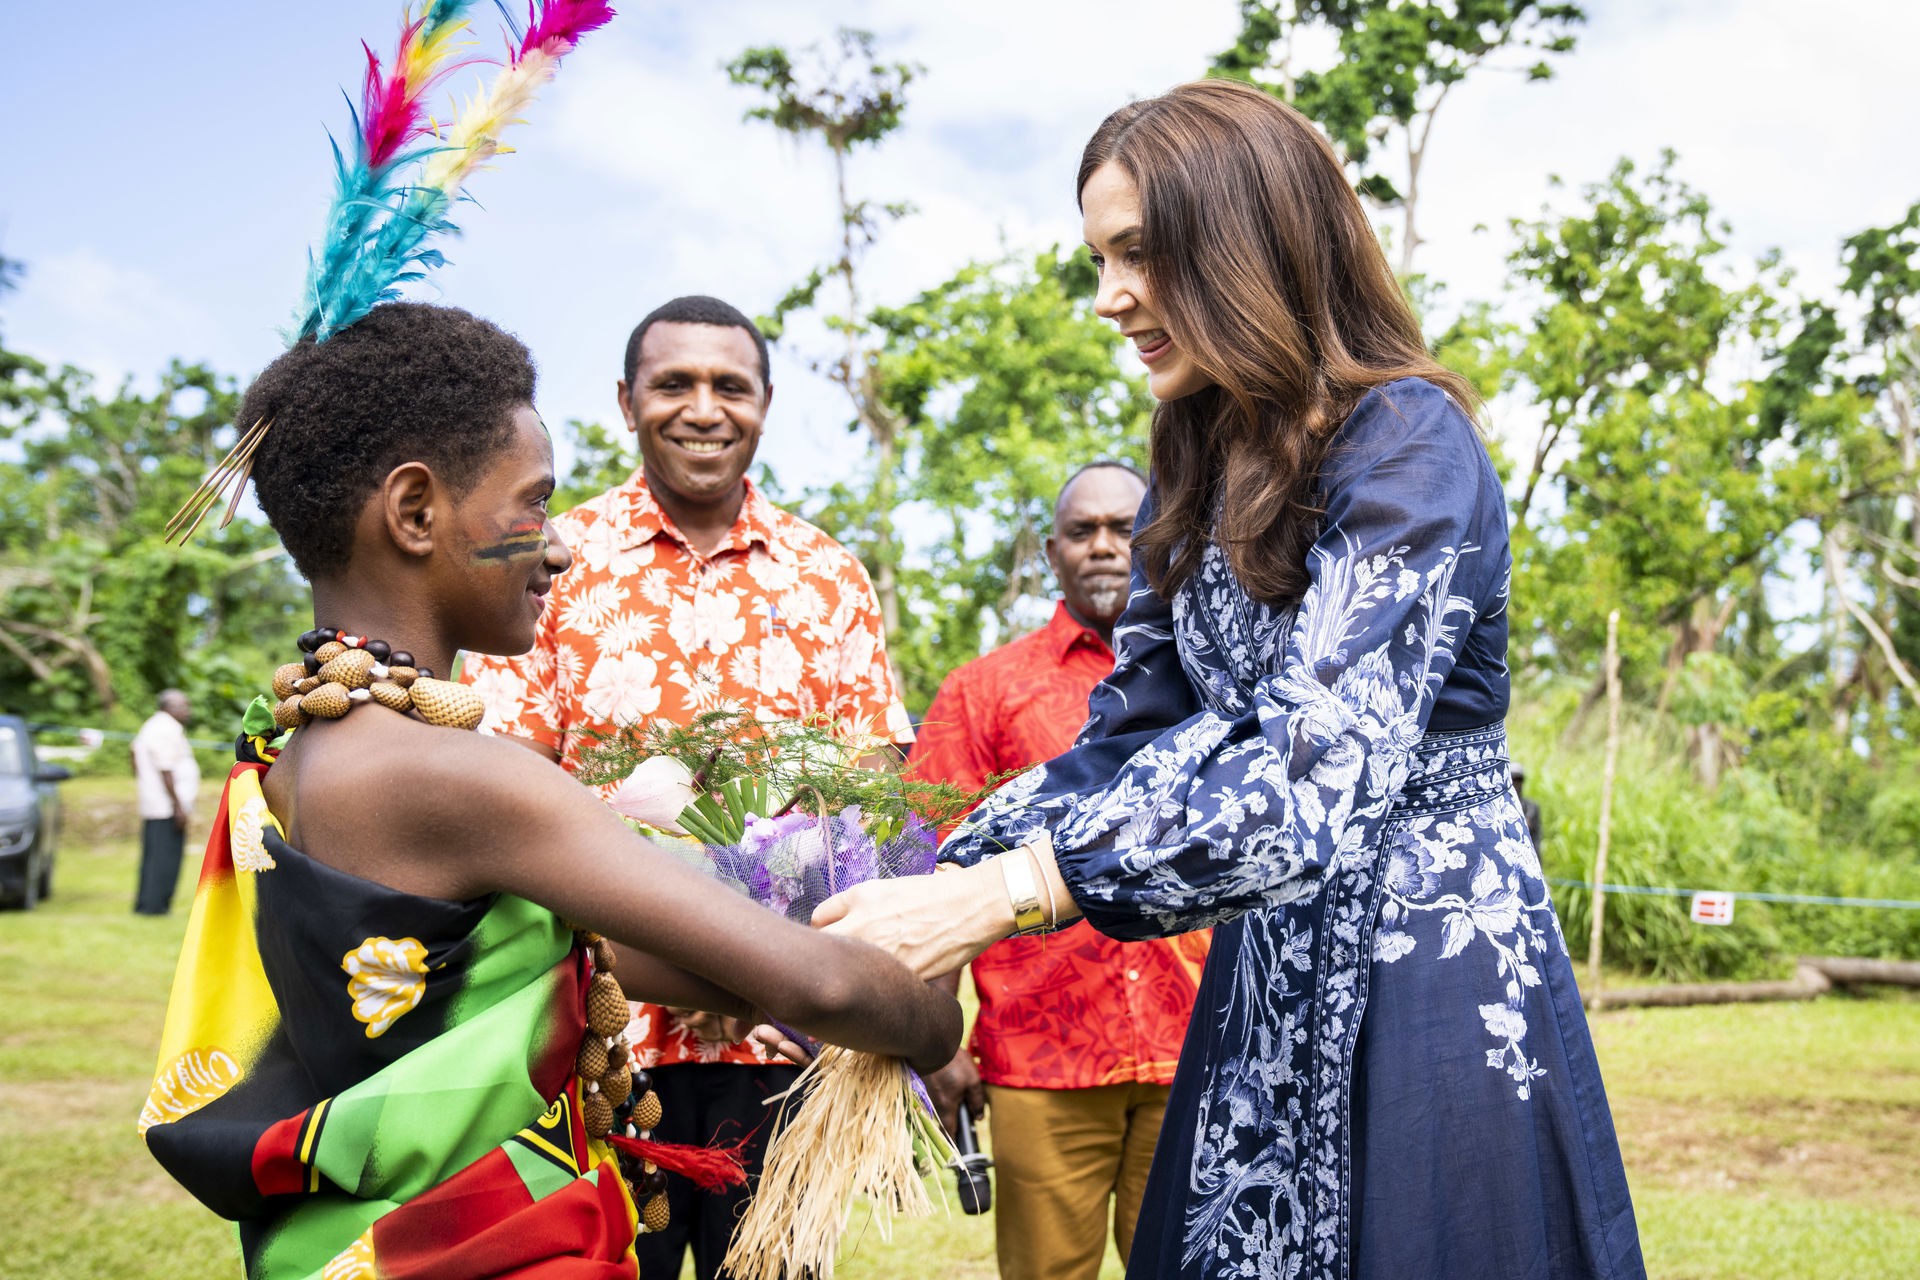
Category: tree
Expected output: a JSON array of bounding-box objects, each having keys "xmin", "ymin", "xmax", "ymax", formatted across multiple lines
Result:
[
  {"xmin": 1213, "ymin": 0, "xmax": 1584, "ymax": 275},
  {"xmin": 867, "ymin": 248, "xmax": 1151, "ymax": 709},
  {"xmin": 1464, "ymin": 155, "xmax": 1873, "ymax": 785},
  {"xmin": 0, "ymin": 313, "xmax": 302, "ymax": 727},
  {"xmin": 727, "ymin": 29, "xmax": 919, "ymax": 639}
]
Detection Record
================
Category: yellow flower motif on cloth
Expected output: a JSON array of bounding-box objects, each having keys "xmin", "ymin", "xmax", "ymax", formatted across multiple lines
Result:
[
  {"xmin": 320, "ymin": 1232, "xmax": 376, "ymax": 1280},
  {"xmin": 341, "ymin": 936, "xmax": 429, "ymax": 1039},
  {"xmin": 138, "ymin": 1048, "xmax": 241, "ymax": 1137},
  {"xmin": 231, "ymin": 795, "xmax": 277, "ymax": 872}
]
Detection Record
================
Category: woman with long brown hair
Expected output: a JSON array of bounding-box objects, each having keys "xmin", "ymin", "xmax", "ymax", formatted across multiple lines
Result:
[{"xmin": 812, "ymin": 80, "xmax": 1643, "ymax": 1279}]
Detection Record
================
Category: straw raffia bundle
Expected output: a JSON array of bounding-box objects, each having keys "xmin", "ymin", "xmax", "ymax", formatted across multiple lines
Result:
[{"xmin": 722, "ymin": 1045, "xmax": 953, "ymax": 1279}]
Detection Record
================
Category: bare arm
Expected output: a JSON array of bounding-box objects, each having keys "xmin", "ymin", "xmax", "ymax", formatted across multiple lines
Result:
[
  {"xmin": 157, "ymin": 768, "xmax": 188, "ymax": 831},
  {"xmin": 606, "ymin": 942, "xmax": 754, "ymax": 1021},
  {"xmin": 394, "ymin": 730, "xmax": 961, "ymax": 1073},
  {"xmin": 497, "ymin": 733, "xmax": 562, "ymax": 764}
]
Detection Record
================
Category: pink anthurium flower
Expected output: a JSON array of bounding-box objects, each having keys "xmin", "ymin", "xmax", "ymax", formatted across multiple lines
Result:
[{"xmin": 608, "ymin": 755, "xmax": 699, "ymax": 833}]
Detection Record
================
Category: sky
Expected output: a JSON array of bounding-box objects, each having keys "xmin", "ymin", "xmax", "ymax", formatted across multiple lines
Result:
[{"xmin": 4, "ymin": 0, "xmax": 1916, "ymax": 495}]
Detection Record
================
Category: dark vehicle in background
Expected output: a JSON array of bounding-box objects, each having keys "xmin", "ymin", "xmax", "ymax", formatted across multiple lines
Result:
[{"xmin": 0, "ymin": 715, "xmax": 72, "ymax": 909}]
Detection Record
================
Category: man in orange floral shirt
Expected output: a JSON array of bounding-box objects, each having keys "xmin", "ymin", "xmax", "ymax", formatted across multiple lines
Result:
[
  {"xmin": 911, "ymin": 463, "xmax": 1209, "ymax": 1280},
  {"xmin": 463, "ymin": 295, "xmax": 911, "ymax": 1280}
]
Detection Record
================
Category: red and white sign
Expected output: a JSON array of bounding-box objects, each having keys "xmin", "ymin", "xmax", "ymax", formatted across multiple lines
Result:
[{"xmin": 1689, "ymin": 891, "xmax": 1736, "ymax": 926}]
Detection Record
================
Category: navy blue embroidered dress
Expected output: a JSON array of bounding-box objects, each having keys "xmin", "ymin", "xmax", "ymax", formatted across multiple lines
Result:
[{"xmin": 942, "ymin": 380, "xmax": 1644, "ymax": 1280}]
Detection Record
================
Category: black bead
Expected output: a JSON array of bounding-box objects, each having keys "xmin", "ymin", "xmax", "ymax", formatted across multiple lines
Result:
[
  {"xmin": 365, "ymin": 639, "xmax": 391, "ymax": 662},
  {"xmin": 297, "ymin": 630, "xmax": 320, "ymax": 653},
  {"xmin": 630, "ymin": 1069, "xmax": 652, "ymax": 1096},
  {"xmin": 316, "ymin": 627, "xmax": 338, "ymax": 644},
  {"xmin": 640, "ymin": 1169, "xmax": 669, "ymax": 1196},
  {"xmin": 614, "ymin": 1094, "xmax": 635, "ymax": 1119},
  {"xmin": 415, "ymin": 667, "xmax": 433, "ymax": 680},
  {"xmin": 390, "ymin": 651, "xmax": 414, "ymax": 668},
  {"xmin": 303, "ymin": 653, "xmax": 322, "ymax": 677}
]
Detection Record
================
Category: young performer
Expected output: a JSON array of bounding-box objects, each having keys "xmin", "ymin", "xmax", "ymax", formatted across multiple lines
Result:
[
  {"xmin": 813, "ymin": 80, "xmax": 1645, "ymax": 1280},
  {"xmin": 140, "ymin": 9, "xmax": 958, "ymax": 1280}
]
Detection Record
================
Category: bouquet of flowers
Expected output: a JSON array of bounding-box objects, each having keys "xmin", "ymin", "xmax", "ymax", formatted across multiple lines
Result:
[{"xmin": 575, "ymin": 710, "xmax": 982, "ymax": 1278}]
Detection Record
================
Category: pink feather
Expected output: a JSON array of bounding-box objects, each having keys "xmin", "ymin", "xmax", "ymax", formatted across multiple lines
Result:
[
  {"xmin": 517, "ymin": 0, "xmax": 615, "ymax": 62},
  {"xmin": 359, "ymin": 14, "xmax": 482, "ymax": 170}
]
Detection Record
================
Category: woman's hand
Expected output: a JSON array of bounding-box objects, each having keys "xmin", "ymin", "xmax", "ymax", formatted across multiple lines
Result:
[{"xmin": 812, "ymin": 861, "xmax": 1016, "ymax": 981}]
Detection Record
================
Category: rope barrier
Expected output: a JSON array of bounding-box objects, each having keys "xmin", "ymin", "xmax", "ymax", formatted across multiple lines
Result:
[
  {"xmin": 1544, "ymin": 877, "xmax": 1920, "ymax": 911},
  {"xmin": 26, "ymin": 723, "xmax": 231, "ymax": 751}
]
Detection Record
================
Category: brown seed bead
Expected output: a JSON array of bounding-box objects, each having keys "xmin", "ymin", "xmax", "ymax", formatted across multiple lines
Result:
[
  {"xmin": 300, "ymin": 682, "xmax": 352, "ymax": 719},
  {"xmin": 317, "ymin": 648, "xmax": 376, "ymax": 690},
  {"xmin": 632, "ymin": 1090, "xmax": 662, "ymax": 1131},
  {"xmin": 368, "ymin": 681, "xmax": 412, "ymax": 712},
  {"xmin": 601, "ymin": 1062, "xmax": 633, "ymax": 1107},
  {"xmin": 313, "ymin": 641, "xmax": 346, "ymax": 663},
  {"xmin": 586, "ymin": 972, "xmax": 629, "ymax": 1038},
  {"xmin": 642, "ymin": 1194, "xmax": 669, "ymax": 1234},
  {"xmin": 591, "ymin": 937, "xmax": 617, "ymax": 973},
  {"xmin": 575, "ymin": 1035, "xmax": 610, "ymax": 1081},
  {"xmin": 272, "ymin": 696, "xmax": 309, "ymax": 731},
  {"xmin": 584, "ymin": 1087, "xmax": 614, "ymax": 1138},
  {"xmin": 408, "ymin": 677, "xmax": 485, "ymax": 730},
  {"xmin": 271, "ymin": 663, "xmax": 307, "ymax": 700}
]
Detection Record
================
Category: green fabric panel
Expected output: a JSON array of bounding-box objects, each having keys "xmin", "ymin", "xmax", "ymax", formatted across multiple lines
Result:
[
  {"xmin": 246, "ymin": 1192, "xmax": 389, "ymax": 1280},
  {"xmin": 313, "ymin": 958, "xmax": 568, "ymax": 1202},
  {"xmin": 504, "ymin": 1139, "xmax": 579, "ymax": 1203},
  {"xmin": 448, "ymin": 894, "xmax": 570, "ymax": 1025}
]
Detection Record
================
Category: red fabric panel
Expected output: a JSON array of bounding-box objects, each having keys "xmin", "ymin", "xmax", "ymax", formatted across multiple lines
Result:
[
  {"xmin": 369, "ymin": 1149, "xmax": 636, "ymax": 1279},
  {"xmin": 196, "ymin": 762, "xmax": 264, "ymax": 888},
  {"xmin": 250, "ymin": 1108, "xmax": 311, "ymax": 1199}
]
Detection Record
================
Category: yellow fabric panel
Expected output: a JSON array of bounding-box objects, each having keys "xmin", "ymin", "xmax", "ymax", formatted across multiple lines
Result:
[{"xmin": 141, "ymin": 766, "xmax": 284, "ymax": 1137}]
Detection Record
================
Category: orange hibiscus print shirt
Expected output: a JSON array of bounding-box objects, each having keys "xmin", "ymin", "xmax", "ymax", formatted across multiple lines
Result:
[{"xmin": 463, "ymin": 470, "xmax": 912, "ymax": 1068}]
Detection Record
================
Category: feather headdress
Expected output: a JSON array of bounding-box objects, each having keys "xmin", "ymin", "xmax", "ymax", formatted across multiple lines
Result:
[{"xmin": 170, "ymin": 0, "xmax": 612, "ymax": 542}]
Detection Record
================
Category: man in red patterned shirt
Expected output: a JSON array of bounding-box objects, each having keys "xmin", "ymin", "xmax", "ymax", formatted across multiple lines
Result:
[
  {"xmin": 463, "ymin": 296, "xmax": 912, "ymax": 1280},
  {"xmin": 910, "ymin": 463, "xmax": 1210, "ymax": 1280}
]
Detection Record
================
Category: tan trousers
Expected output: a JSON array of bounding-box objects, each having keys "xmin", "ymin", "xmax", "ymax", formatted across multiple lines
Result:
[{"xmin": 984, "ymin": 1081, "xmax": 1171, "ymax": 1280}]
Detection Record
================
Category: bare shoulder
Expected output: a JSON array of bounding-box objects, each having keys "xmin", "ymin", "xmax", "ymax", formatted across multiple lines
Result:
[{"xmin": 266, "ymin": 707, "xmax": 590, "ymax": 895}]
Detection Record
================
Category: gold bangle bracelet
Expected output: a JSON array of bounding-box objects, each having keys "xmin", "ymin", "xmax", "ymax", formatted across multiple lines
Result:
[{"xmin": 998, "ymin": 848, "xmax": 1048, "ymax": 935}]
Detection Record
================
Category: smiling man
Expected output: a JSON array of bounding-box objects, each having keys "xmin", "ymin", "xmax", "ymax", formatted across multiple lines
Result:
[{"xmin": 461, "ymin": 294, "xmax": 912, "ymax": 1280}]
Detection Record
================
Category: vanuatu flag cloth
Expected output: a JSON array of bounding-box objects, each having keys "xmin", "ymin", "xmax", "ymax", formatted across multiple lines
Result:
[{"xmin": 141, "ymin": 759, "xmax": 639, "ymax": 1278}]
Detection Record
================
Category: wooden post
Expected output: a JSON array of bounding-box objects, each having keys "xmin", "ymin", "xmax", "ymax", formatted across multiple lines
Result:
[{"xmin": 1588, "ymin": 610, "xmax": 1622, "ymax": 1005}]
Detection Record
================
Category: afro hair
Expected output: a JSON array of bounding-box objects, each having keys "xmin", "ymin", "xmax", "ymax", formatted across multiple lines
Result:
[
  {"xmin": 622, "ymin": 294, "xmax": 770, "ymax": 389},
  {"xmin": 241, "ymin": 303, "xmax": 536, "ymax": 579}
]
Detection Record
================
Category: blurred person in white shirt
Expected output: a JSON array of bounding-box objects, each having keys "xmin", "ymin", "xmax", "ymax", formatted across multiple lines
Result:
[{"xmin": 132, "ymin": 689, "xmax": 198, "ymax": 915}]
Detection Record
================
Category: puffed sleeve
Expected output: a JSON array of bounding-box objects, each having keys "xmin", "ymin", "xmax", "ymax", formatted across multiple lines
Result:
[{"xmin": 942, "ymin": 381, "xmax": 1499, "ymax": 940}]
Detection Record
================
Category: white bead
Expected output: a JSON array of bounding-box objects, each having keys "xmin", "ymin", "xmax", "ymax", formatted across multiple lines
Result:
[
  {"xmin": 347, "ymin": 688, "xmax": 372, "ymax": 703},
  {"xmin": 627, "ymin": 1124, "xmax": 638, "ymax": 1138},
  {"xmin": 370, "ymin": 662, "xmax": 390, "ymax": 679},
  {"xmin": 588, "ymin": 1081, "xmax": 599, "ymax": 1093}
]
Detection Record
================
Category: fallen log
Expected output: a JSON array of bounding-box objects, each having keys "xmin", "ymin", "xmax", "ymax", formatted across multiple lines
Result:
[
  {"xmin": 1585, "ymin": 956, "xmax": 1920, "ymax": 1010},
  {"xmin": 1802, "ymin": 956, "xmax": 1920, "ymax": 987},
  {"xmin": 1586, "ymin": 963, "xmax": 1831, "ymax": 1010}
]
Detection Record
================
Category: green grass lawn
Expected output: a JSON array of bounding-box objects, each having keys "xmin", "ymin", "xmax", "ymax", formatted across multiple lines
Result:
[{"xmin": 2, "ymin": 777, "xmax": 1915, "ymax": 1279}]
